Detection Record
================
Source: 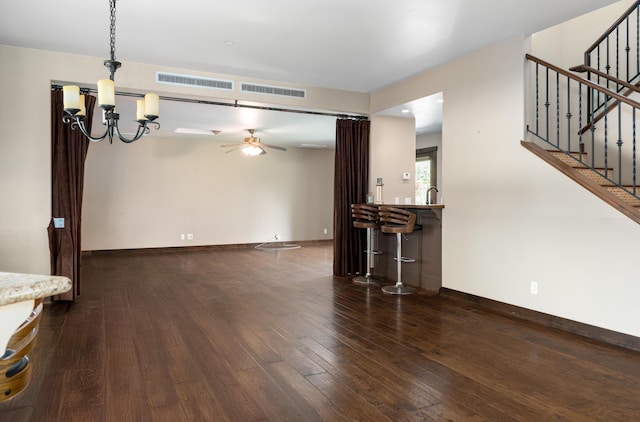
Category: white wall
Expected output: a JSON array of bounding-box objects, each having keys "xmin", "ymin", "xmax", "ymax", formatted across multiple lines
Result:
[{"xmin": 372, "ymin": 29, "xmax": 640, "ymax": 337}]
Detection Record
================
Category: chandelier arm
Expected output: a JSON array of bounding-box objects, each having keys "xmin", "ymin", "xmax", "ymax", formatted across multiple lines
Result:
[
  {"xmin": 110, "ymin": 119, "xmax": 140, "ymax": 144},
  {"xmin": 113, "ymin": 120, "xmax": 147, "ymax": 144},
  {"xmin": 62, "ymin": 115, "xmax": 111, "ymax": 143}
]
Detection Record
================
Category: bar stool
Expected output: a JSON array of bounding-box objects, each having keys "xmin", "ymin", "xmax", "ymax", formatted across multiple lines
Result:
[
  {"xmin": 351, "ymin": 204, "xmax": 383, "ymax": 285},
  {"xmin": 1, "ymin": 298, "xmax": 43, "ymax": 402},
  {"xmin": 379, "ymin": 206, "xmax": 421, "ymax": 295}
]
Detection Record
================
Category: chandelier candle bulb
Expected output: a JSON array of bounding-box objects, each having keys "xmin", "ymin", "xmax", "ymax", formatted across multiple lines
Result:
[
  {"xmin": 62, "ymin": 85, "xmax": 80, "ymax": 112},
  {"xmin": 136, "ymin": 99, "xmax": 145, "ymax": 121},
  {"xmin": 144, "ymin": 93, "xmax": 159, "ymax": 119},
  {"xmin": 77, "ymin": 95, "xmax": 86, "ymax": 117},
  {"xmin": 97, "ymin": 79, "xmax": 115, "ymax": 108}
]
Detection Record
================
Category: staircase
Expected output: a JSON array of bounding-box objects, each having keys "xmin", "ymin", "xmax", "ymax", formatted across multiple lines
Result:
[{"xmin": 524, "ymin": 0, "xmax": 640, "ymax": 224}]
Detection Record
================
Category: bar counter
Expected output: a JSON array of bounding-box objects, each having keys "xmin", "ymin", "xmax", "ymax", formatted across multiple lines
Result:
[
  {"xmin": 0, "ymin": 272, "xmax": 71, "ymax": 354},
  {"xmin": 369, "ymin": 204, "xmax": 443, "ymax": 293}
]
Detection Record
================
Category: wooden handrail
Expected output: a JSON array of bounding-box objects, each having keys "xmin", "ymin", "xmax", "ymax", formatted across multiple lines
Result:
[
  {"xmin": 568, "ymin": 64, "xmax": 640, "ymax": 134},
  {"xmin": 569, "ymin": 64, "xmax": 640, "ymax": 94},
  {"xmin": 583, "ymin": 0, "xmax": 640, "ymax": 65},
  {"xmin": 526, "ymin": 54, "xmax": 640, "ymax": 110}
]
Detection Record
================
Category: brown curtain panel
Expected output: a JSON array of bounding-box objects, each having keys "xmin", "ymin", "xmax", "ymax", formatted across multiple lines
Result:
[
  {"xmin": 48, "ymin": 89, "xmax": 95, "ymax": 301},
  {"xmin": 333, "ymin": 118, "xmax": 370, "ymax": 277}
]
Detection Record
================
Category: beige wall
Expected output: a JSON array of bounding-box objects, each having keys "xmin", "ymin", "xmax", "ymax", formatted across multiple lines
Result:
[
  {"xmin": 416, "ymin": 131, "xmax": 443, "ymax": 196},
  {"xmin": 371, "ymin": 16, "xmax": 640, "ymax": 337},
  {"xmin": 82, "ymin": 136, "xmax": 334, "ymax": 249},
  {"xmin": 3, "ymin": 0, "xmax": 640, "ymax": 338},
  {"xmin": 0, "ymin": 45, "xmax": 367, "ymax": 270},
  {"xmin": 369, "ymin": 115, "xmax": 416, "ymax": 204}
]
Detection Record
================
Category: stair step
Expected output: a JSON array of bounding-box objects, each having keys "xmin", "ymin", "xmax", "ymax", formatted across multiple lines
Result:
[
  {"xmin": 605, "ymin": 187, "xmax": 640, "ymax": 206},
  {"xmin": 574, "ymin": 168, "xmax": 615, "ymax": 185},
  {"xmin": 548, "ymin": 151, "xmax": 588, "ymax": 168}
]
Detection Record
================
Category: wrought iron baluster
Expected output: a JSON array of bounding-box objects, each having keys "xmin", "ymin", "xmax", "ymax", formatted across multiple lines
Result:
[
  {"xmin": 606, "ymin": 36, "xmax": 611, "ymax": 91},
  {"xmin": 566, "ymin": 76, "xmax": 572, "ymax": 152},
  {"xmin": 597, "ymin": 45, "xmax": 602, "ymax": 110},
  {"xmin": 545, "ymin": 67, "xmax": 550, "ymax": 141},
  {"xmin": 616, "ymin": 26, "xmax": 620, "ymax": 90},
  {"xmin": 556, "ymin": 71, "xmax": 560, "ymax": 147},
  {"xmin": 625, "ymin": 16, "xmax": 630, "ymax": 85},
  {"xmin": 604, "ymin": 98, "xmax": 609, "ymax": 179},
  {"xmin": 617, "ymin": 104, "xmax": 623, "ymax": 184},
  {"xmin": 536, "ymin": 63, "xmax": 540, "ymax": 135},
  {"xmin": 591, "ymin": 88, "xmax": 596, "ymax": 169},
  {"xmin": 579, "ymin": 82, "xmax": 584, "ymax": 163},
  {"xmin": 634, "ymin": 107, "xmax": 637, "ymax": 195}
]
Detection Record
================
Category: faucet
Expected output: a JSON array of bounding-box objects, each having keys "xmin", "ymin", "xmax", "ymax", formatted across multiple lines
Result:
[{"xmin": 426, "ymin": 186, "xmax": 439, "ymax": 205}]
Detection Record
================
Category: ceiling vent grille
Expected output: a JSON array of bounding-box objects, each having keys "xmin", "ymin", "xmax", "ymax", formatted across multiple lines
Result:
[
  {"xmin": 241, "ymin": 82, "xmax": 306, "ymax": 99},
  {"xmin": 156, "ymin": 72, "xmax": 234, "ymax": 91}
]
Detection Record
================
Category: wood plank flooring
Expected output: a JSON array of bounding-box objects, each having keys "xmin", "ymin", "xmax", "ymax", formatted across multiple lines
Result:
[{"xmin": 1, "ymin": 242, "xmax": 639, "ymax": 421}]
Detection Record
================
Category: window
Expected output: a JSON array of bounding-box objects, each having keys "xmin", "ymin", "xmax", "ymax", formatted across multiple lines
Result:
[{"xmin": 415, "ymin": 146, "xmax": 437, "ymax": 205}]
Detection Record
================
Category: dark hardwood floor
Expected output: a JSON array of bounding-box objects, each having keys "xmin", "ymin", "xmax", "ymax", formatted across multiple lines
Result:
[{"xmin": 1, "ymin": 242, "xmax": 639, "ymax": 421}]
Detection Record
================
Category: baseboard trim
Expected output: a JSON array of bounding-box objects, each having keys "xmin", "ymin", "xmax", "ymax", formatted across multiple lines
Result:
[
  {"xmin": 440, "ymin": 288, "xmax": 640, "ymax": 353},
  {"xmin": 82, "ymin": 239, "xmax": 333, "ymax": 256}
]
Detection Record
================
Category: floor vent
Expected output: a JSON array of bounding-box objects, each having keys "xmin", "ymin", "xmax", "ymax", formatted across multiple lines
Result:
[
  {"xmin": 156, "ymin": 72, "xmax": 234, "ymax": 91},
  {"xmin": 241, "ymin": 82, "xmax": 306, "ymax": 99}
]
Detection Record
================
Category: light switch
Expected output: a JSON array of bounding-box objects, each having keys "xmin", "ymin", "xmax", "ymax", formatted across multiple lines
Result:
[{"xmin": 402, "ymin": 172, "xmax": 411, "ymax": 180}]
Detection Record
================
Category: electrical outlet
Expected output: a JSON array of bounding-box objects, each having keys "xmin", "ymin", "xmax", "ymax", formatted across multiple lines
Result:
[
  {"xmin": 181, "ymin": 234, "xmax": 185, "ymax": 240},
  {"xmin": 530, "ymin": 281, "xmax": 538, "ymax": 295},
  {"xmin": 323, "ymin": 228, "xmax": 328, "ymax": 234},
  {"xmin": 187, "ymin": 233, "xmax": 193, "ymax": 240}
]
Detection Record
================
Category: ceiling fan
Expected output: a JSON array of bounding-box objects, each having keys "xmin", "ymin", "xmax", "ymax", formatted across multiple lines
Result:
[{"xmin": 221, "ymin": 129, "xmax": 287, "ymax": 156}]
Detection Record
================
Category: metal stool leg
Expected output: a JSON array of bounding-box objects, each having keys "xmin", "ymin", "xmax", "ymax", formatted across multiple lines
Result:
[
  {"xmin": 353, "ymin": 227, "xmax": 383, "ymax": 285},
  {"xmin": 381, "ymin": 232, "xmax": 417, "ymax": 295}
]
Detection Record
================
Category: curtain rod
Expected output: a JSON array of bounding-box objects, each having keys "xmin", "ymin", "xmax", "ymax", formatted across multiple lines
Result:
[{"xmin": 51, "ymin": 85, "xmax": 368, "ymax": 121}]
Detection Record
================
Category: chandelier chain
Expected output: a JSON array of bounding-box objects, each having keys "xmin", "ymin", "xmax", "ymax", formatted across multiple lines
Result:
[{"xmin": 109, "ymin": 0, "xmax": 117, "ymax": 63}]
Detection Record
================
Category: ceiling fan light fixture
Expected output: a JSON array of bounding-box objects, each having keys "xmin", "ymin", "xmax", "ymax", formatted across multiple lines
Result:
[{"xmin": 242, "ymin": 145, "xmax": 265, "ymax": 156}]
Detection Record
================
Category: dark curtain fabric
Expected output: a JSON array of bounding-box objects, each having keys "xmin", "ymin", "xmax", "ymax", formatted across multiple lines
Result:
[
  {"xmin": 48, "ymin": 89, "xmax": 95, "ymax": 301},
  {"xmin": 333, "ymin": 118, "xmax": 370, "ymax": 277}
]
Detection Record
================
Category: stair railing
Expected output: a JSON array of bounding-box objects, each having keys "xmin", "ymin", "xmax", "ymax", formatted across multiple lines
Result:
[
  {"xmin": 583, "ymin": 1, "xmax": 640, "ymax": 114},
  {"xmin": 526, "ymin": 53, "xmax": 640, "ymax": 197}
]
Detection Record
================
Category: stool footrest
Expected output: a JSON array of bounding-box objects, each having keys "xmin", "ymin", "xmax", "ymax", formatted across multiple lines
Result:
[
  {"xmin": 363, "ymin": 250, "xmax": 383, "ymax": 256},
  {"xmin": 353, "ymin": 275, "xmax": 384, "ymax": 286},
  {"xmin": 382, "ymin": 283, "xmax": 417, "ymax": 295},
  {"xmin": 394, "ymin": 257, "xmax": 416, "ymax": 263}
]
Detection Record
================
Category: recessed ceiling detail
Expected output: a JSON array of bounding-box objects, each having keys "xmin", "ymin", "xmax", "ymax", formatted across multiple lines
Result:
[{"xmin": 156, "ymin": 72, "xmax": 234, "ymax": 91}]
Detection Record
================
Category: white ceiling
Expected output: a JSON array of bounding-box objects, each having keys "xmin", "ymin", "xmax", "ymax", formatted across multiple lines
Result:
[{"xmin": 0, "ymin": 0, "xmax": 620, "ymax": 148}]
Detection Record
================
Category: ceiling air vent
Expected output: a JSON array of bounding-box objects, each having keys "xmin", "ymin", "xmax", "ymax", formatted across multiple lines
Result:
[
  {"xmin": 156, "ymin": 72, "xmax": 234, "ymax": 91},
  {"xmin": 241, "ymin": 82, "xmax": 306, "ymax": 99}
]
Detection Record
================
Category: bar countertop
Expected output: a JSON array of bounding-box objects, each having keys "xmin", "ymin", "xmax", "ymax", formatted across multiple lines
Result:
[{"xmin": 0, "ymin": 272, "xmax": 72, "ymax": 306}]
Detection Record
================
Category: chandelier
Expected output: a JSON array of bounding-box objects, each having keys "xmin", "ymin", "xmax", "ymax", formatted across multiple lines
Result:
[{"xmin": 62, "ymin": 0, "xmax": 160, "ymax": 143}]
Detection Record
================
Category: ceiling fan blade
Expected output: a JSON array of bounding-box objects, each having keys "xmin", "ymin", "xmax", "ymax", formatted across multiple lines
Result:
[
  {"xmin": 220, "ymin": 143, "xmax": 245, "ymax": 148},
  {"xmin": 261, "ymin": 143, "xmax": 287, "ymax": 151},
  {"xmin": 225, "ymin": 147, "xmax": 241, "ymax": 153}
]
